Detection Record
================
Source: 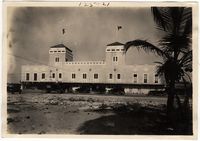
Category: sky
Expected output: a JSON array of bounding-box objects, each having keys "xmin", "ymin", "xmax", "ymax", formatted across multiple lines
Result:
[{"xmin": 7, "ymin": 6, "xmax": 163, "ymax": 83}]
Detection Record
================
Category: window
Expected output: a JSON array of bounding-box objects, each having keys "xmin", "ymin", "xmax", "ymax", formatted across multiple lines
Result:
[
  {"xmin": 111, "ymin": 49, "xmax": 115, "ymax": 51},
  {"xmin": 94, "ymin": 74, "xmax": 98, "ymax": 79},
  {"xmin": 54, "ymin": 51, "xmax": 57, "ymax": 53},
  {"xmin": 50, "ymin": 51, "xmax": 53, "ymax": 53},
  {"xmin": 26, "ymin": 73, "xmax": 29, "ymax": 81},
  {"xmin": 59, "ymin": 73, "xmax": 62, "ymax": 79},
  {"xmin": 83, "ymin": 73, "xmax": 87, "ymax": 79},
  {"xmin": 144, "ymin": 74, "xmax": 148, "ymax": 83},
  {"xmin": 52, "ymin": 73, "xmax": 55, "ymax": 78},
  {"xmin": 117, "ymin": 74, "xmax": 121, "ymax": 79},
  {"xmin": 42, "ymin": 73, "xmax": 45, "ymax": 79},
  {"xmin": 109, "ymin": 74, "xmax": 112, "ymax": 79},
  {"xmin": 107, "ymin": 49, "xmax": 110, "ymax": 51},
  {"xmin": 34, "ymin": 73, "xmax": 37, "ymax": 81},
  {"xmin": 121, "ymin": 49, "xmax": 124, "ymax": 51},
  {"xmin": 116, "ymin": 49, "xmax": 120, "ymax": 51},
  {"xmin": 72, "ymin": 73, "xmax": 76, "ymax": 79},
  {"xmin": 55, "ymin": 57, "xmax": 59, "ymax": 62},
  {"xmin": 58, "ymin": 51, "xmax": 61, "ymax": 52},
  {"xmin": 155, "ymin": 74, "xmax": 159, "ymax": 83},
  {"xmin": 133, "ymin": 74, "xmax": 137, "ymax": 83},
  {"xmin": 113, "ymin": 56, "xmax": 118, "ymax": 62}
]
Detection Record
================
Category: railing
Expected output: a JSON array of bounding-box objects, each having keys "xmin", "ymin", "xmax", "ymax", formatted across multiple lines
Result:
[{"xmin": 65, "ymin": 61, "xmax": 105, "ymax": 65}]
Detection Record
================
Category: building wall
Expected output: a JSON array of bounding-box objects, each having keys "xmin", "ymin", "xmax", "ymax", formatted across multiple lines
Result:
[{"xmin": 21, "ymin": 63, "xmax": 162, "ymax": 85}]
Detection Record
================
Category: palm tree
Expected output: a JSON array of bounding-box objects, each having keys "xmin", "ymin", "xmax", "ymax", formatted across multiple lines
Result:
[{"xmin": 124, "ymin": 7, "xmax": 192, "ymax": 128}]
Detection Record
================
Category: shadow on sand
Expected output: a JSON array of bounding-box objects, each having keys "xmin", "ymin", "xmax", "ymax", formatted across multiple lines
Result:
[{"xmin": 77, "ymin": 105, "xmax": 192, "ymax": 135}]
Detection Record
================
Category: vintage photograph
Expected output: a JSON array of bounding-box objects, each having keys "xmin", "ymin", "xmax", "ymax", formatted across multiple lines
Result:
[{"xmin": 4, "ymin": 2, "xmax": 197, "ymax": 136}]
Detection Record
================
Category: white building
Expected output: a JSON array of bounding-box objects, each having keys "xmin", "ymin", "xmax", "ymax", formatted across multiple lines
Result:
[{"xmin": 21, "ymin": 42, "xmax": 164, "ymax": 94}]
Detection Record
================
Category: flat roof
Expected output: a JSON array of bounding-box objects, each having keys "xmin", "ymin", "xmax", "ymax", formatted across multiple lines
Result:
[{"xmin": 50, "ymin": 44, "xmax": 72, "ymax": 52}]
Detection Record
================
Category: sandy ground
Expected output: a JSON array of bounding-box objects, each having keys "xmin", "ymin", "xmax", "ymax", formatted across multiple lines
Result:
[{"xmin": 7, "ymin": 93, "xmax": 192, "ymax": 135}]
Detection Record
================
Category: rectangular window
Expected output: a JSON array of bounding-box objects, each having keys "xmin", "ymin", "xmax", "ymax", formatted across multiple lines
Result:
[
  {"xmin": 26, "ymin": 73, "xmax": 29, "ymax": 81},
  {"xmin": 72, "ymin": 73, "xmax": 76, "ymax": 79},
  {"xmin": 111, "ymin": 49, "xmax": 115, "ymax": 51},
  {"xmin": 94, "ymin": 74, "xmax": 98, "ymax": 79},
  {"xmin": 133, "ymin": 74, "xmax": 137, "ymax": 83},
  {"xmin": 113, "ymin": 57, "xmax": 115, "ymax": 62},
  {"xmin": 116, "ymin": 49, "xmax": 120, "ymax": 51},
  {"xmin": 42, "ymin": 73, "xmax": 45, "ymax": 79},
  {"xmin": 83, "ymin": 73, "xmax": 87, "ymax": 79},
  {"xmin": 55, "ymin": 57, "xmax": 59, "ymax": 62},
  {"xmin": 34, "ymin": 73, "xmax": 37, "ymax": 81},
  {"xmin": 144, "ymin": 74, "xmax": 148, "ymax": 83},
  {"xmin": 116, "ymin": 57, "xmax": 118, "ymax": 61},
  {"xmin": 59, "ymin": 73, "xmax": 62, "ymax": 79},
  {"xmin": 52, "ymin": 73, "xmax": 55, "ymax": 78},
  {"xmin": 155, "ymin": 74, "xmax": 159, "ymax": 83},
  {"xmin": 107, "ymin": 49, "xmax": 110, "ymax": 51},
  {"xmin": 117, "ymin": 74, "xmax": 121, "ymax": 79},
  {"xmin": 109, "ymin": 74, "xmax": 112, "ymax": 79}
]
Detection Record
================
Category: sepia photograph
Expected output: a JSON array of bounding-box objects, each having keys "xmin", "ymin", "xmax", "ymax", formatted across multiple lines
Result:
[{"xmin": 3, "ymin": 2, "xmax": 198, "ymax": 138}]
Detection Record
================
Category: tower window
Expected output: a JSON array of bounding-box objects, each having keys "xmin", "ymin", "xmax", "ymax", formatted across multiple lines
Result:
[
  {"xmin": 83, "ymin": 73, "xmax": 87, "ymax": 79},
  {"xmin": 72, "ymin": 73, "xmax": 76, "ymax": 79},
  {"xmin": 55, "ymin": 57, "xmax": 59, "ymax": 62},
  {"xmin": 59, "ymin": 73, "xmax": 62, "ymax": 79},
  {"xmin": 144, "ymin": 74, "xmax": 148, "ymax": 83},
  {"xmin": 155, "ymin": 74, "xmax": 159, "ymax": 83},
  {"xmin": 94, "ymin": 74, "xmax": 98, "ymax": 79},
  {"xmin": 26, "ymin": 73, "xmax": 29, "ymax": 81},
  {"xmin": 42, "ymin": 73, "xmax": 45, "ymax": 79},
  {"xmin": 52, "ymin": 73, "xmax": 55, "ymax": 78},
  {"xmin": 113, "ymin": 57, "xmax": 118, "ymax": 62},
  {"xmin": 34, "ymin": 73, "xmax": 37, "ymax": 81},
  {"xmin": 133, "ymin": 74, "xmax": 137, "ymax": 83},
  {"xmin": 117, "ymin": 74, "xmax": 121, "ymax": 79},
  {"xmin": 109, "ymin": 74, "xmax": 112, "ymax": 79}
]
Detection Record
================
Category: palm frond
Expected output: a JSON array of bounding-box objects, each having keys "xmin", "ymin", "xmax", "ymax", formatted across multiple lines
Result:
[
  {"xmin": 124, "ymin": 40, "xmax": 170, "ymax": 59},
  {"xmin": 154, "ymin": 61, "xmax": 163, "ymax": 65},
  {"xmin": 151, "ymin": 7, "xmax": 172, "ymax": 31},
  {"xmin": 179, "ymin": 50, "xmax": 192, "ymax": 65}
]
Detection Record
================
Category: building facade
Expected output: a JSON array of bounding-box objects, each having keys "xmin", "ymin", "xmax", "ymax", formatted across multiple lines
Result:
[{"xmin": 21, "ymin": 42, "xmax": 164, "ymax": 94}]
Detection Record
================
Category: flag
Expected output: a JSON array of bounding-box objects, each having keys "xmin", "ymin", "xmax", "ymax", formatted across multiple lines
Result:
[
  {"xmin": 62, "ymin": 28, "xmax": 66, "ymax": 34},
  {"xmin": 117, "ymin": 26, "xmax": 122, "ymax": 31}
]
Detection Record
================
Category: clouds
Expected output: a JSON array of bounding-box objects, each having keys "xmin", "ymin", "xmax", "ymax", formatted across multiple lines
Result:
[{"xmin": 7, "ymin": 6, "xmax": 162, "ymax": 82}]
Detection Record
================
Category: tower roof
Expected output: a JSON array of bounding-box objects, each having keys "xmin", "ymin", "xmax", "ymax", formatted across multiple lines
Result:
[
  {"xmin": 107, "ymin": 42, "xmax": 124, "ymax": 46},
  {"xmin": 50, "ymin": 44, "xmax": 72, "ymax": 52}
]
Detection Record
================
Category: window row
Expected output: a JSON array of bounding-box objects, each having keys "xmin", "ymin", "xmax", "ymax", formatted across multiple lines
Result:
[
  {"xmin": 25, "ymin": 73, "xmax": 159, "ymax": 83},
  {"xmin": 107, "ymin": 49, "xmax": 124, "ymax": 52},
  {"xmin": 26, "ymin": 73, "xmax": 62, "ymax": 81},
  {"xmin": 72, "ymin": 73, "xmax": 98, "ymax": 79},
  {"xmin": 50, "ymin": 50, "xmax": 65, "ymax": 53}
]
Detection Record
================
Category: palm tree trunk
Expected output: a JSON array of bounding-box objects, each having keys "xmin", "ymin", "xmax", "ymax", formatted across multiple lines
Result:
[{"xmin": 166, "ymin": 79, "xmax": 176, "ymax": 128}]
